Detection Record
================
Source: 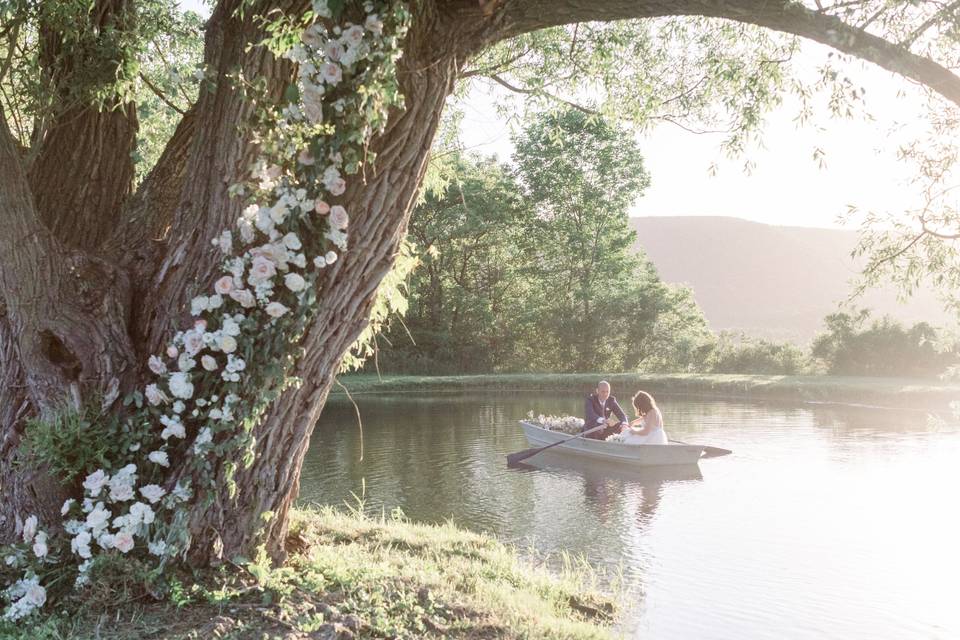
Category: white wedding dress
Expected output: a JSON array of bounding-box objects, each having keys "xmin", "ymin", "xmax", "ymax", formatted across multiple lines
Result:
[{"xmin": 621, "ymin": 408, "xmax": 668, "ymax": 445}]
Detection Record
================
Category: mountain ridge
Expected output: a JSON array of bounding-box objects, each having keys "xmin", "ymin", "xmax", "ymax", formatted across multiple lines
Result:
[{"xmin": 629, "ymin": 216, "xmax": 950, "ymax": 342}]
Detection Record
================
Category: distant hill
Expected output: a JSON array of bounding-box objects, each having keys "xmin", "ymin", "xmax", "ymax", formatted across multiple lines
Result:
[{"xmin": 629, "ymin": 216, "xmax": 952, "ymax": 343}]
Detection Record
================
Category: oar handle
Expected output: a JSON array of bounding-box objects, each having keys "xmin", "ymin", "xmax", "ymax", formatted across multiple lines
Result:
[{"xmin": 507, "ymin": 422, "xmax": 609, "ymax": 465}]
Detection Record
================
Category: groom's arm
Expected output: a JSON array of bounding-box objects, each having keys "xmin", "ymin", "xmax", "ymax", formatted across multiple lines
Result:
[{"xmin": 584, "ymin": 396, "xmax": 602, "ymax": 430}]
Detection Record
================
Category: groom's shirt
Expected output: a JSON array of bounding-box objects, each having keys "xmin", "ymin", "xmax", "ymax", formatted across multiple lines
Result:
[{"xmin": 584, "ymin": 393, "xmax": 628, "ymax": 431}]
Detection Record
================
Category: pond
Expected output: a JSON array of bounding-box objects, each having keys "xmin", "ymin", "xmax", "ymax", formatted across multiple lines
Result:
[{"xmin": 300, "ymin": 392, "xmax": 960, "ymax": 639}]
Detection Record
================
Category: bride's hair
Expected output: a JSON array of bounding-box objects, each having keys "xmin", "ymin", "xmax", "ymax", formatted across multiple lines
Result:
[{"xmin": 632, "ymin": 390, "xmax": 656, "ymax": 416}]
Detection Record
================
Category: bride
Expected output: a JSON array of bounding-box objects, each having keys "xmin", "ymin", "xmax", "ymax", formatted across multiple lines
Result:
[{"xmin": 621, "ymin": 390, "xmax": 668, "ymax": 445}]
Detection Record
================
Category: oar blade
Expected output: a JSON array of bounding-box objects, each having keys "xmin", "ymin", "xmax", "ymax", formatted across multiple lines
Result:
[
  {"xmin": 700, "ymin": 445, "xmax": 732, "ymax": 458},
  {"xmin": 506, "ymin": 448, "xmax": 542, "ymax": 466}
]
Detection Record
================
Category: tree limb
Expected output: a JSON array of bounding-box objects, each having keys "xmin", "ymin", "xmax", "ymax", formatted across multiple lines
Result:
[{"xmin": 481, "ymin": 0, "xmax": 960, "ymax": 109}]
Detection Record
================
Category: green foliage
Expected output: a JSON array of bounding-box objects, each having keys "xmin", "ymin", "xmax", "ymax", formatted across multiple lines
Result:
[
  {"xmin": 18, "ymin": 403, "xmax": 130, "ymax": 484},
  {"xmin": 341, "ymin": 237, "xmax": 421, "ymax": 373},
  {"xmin": 375, "ymin": 110, "xmax": 713, "ymax": 374},
  {"xmin": 811, "ymin": 310, "xmax": 959, "ymax": 377},
  {"xmin": 704, "ymin": 332, "xmax": 812, "ymax": 375},
  {"xmin": 131, "ymin": 4, "xmax": 205, "ymax": 182}
]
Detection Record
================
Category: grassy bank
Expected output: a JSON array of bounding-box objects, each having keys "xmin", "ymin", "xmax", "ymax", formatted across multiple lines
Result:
[
  {"xmin": 335, "ymin": 373, "xmax": 960, "ymax": 409},
  {"xmin": 14, "ymin": 507, "xmax": 618, "ymax": 640}
]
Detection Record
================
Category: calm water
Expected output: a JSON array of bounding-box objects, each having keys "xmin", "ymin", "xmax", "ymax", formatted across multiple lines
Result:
[{"xmin": 300, "ymin": 392, "xmax": 960, "ymax": 639}]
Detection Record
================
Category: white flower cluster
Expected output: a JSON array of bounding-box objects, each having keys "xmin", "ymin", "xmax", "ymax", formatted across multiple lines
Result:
[
  {"xmin": 528, "ymin": 412, "xmax": 586, "ymax": 435},
  {"xmin": 52, "ymin": 466, "xmax": 189, "ymax": 590},
  {"xmin": 2, "ymin": 516, "xmax": 49, "ymax": 620},
  {"xmin": 604, "ymin": 432, "xmax": 627, "ymax": 443}
]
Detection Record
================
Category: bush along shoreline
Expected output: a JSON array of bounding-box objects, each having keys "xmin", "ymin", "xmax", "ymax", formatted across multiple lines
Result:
[
  {"xmin": 334, "ymin": 373, "xmax": 960, "ymax": 411},
  {"xmin": 9, "ymin": 506, "xmax": 619, "ymax": 640}
]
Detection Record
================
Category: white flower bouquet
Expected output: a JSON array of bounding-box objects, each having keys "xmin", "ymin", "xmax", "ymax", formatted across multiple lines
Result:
[{"xmin": 527, "ymin": 411, "xmax": 584, "ymax": 435}]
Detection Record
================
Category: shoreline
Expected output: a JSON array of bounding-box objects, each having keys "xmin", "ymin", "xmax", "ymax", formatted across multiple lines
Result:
[{"xmin": 333, "ymin": 373, "xmax": 960, "ymax": 410}]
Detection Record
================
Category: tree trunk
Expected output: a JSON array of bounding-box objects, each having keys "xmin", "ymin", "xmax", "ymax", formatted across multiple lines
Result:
[{"xmin": 182, "ymin": 9, "xmax": 463, "ymax": 564}]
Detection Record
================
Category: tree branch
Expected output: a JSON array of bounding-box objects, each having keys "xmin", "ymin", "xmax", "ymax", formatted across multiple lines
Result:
[
  {"xmin": 488, "ymin": 73, "xmax": 598, "ymax": 114},
  {"xmin": 483, "ymin": 0, "xmax": 960, "ymax": 109},
  {"xmin": 900, "ymin": 0, "xmax": 960, "ymax": 49},
  {"xmin": 139, "ymin": 72, "xmax": 188, "ymax": 116}
]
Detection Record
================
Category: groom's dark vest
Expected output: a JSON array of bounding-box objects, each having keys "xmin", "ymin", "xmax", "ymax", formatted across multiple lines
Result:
[{"xmin": 584, "ymin": 393, "xmax": 627, "ymax": 433}]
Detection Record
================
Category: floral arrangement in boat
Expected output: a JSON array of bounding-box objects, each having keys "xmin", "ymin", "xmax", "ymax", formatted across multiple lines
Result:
[{"xmin": 527, "ymin": 412, "xmax": 584, "ymax": 434}]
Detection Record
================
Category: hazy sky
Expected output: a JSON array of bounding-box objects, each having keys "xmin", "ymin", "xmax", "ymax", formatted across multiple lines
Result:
[
  {"xmin": 178, "ymin": 1, "xmax": 932, "ymax": 230},
  {"xmin": 457, "ymin": 40, "xmax": 932, "ymax": 230}
]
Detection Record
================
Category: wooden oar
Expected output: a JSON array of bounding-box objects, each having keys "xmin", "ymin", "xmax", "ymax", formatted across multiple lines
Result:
[
  {"xmin": 507, "ymin": 423, "xmax": 608, "ymax": 466},
  {"xmin": 669, "ymin": 439, "xmax": 732, "ymax": 458}
]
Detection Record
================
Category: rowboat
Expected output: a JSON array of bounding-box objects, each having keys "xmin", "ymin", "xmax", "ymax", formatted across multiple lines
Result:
[{"xmin": 519, "ymin": 420, "xmax": 708, "ymax": 466}]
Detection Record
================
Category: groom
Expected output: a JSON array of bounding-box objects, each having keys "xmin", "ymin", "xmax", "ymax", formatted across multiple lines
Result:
[{"xmin": 583, "ymin": 380, "xmax": 628, "ymax": 440}]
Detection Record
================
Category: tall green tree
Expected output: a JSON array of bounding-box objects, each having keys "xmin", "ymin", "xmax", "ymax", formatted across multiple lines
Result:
[
  {"xmin": 513, "ymin": 109, "xmax": 650, "ymax": 371},
  {"xmin": 384, "ymin": 153, "xmax": 530, "ymax": 372}
]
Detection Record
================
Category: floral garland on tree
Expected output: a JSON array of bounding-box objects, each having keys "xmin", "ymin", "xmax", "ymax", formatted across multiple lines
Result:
[{"xmin": 1, "ymin": 0, "xmax": 410, "ymax": 621}]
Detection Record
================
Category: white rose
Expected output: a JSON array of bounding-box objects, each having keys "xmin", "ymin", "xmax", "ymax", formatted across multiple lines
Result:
[
  {"xmin": 148, "ymin": 540, "xmax": 167, "ymax": 557},
  {"xmin": 284, "ymin": 273, "xmax": 307, "ymax": 292},
  {"xmin": 109, "ymin": 483, "xmax": 135, "ymax": 502},
  {"xmin": 301, "ymin": 24, "xmax": 323, "ymax": 48},
  {"xmin": 168, "ymin": 372, "xmax": 194, "ymax": 399},
  {"xmin": 343, "ymin": 24, "xmax": 364, "ymax": 46},
  {"xmin": 219, "ymin": 335, "xmax": 238, "ymax": 353},
  {"xmin": 324, "ymin": 40, "xmax": 343, "ymax": 61},
  {"xmin": 83, "ymin": 470, "xmax": 108, "ymax": 497},
  {"xmin": 72, "ymin": 531, "xmax": 92, "ymax": 559},
  {"xmin": 328, "ymin": 177, "xmax": 346, "ymax": 196},
  {"xmin": 145, "ymin": 383, "xmax": 167, "ymax": 406},
  {"xmin": 230, "ymin": 288, "xmax": 256, "ymax": 308},
  {"xmin": 365, "ymin": 14, "xmax": 383, "ymax": 34},
  {"xmin": 148, "ymin": 355, "xmax": 166, "ymax": 375},
  {"xmin": 148, "ymin": 450, "xmax": 170, "ymax": 467},
  {"xmin": 85, "ymin": 504, "xmax": 110, "ymax": 532},
  {"xmin": 190, "ymin": 295, "xmax": 209, "ymax": 316},
  {"xmin": 61, "ymin": 499, "xmax": 75, "ymax": 516},
  {"xmin": 321, "ymin": 62, "xmax": 342, "ymax": 85},
  {"xmin": 166, "ymin": 345, "xmax": 179, "ymax": 358},
  {"xmin": 160, "ymin": 415, "xmax": 186, "ymax": 440},
  {"xmin": 32, "ymin": 531, "xmax": 47, "ymax": 558},
  {"xmin": 177, "ymin": 354, "xmax": 196, "ymax": 372},
  {"xmin": 238, "ymin": 218, "xmax": 256, "ymax": 243},
  {"xmin": 283, "ymin": 232, "xmax": 302, "ymax": 250},
  {"xmin": 201, "ymin": 355, "xmax": 218, "ymax": 371},
  {"xmin": 222, "ymin": 317, "xmax": 241, "ymax": 336},
  {"xmin": 214, "ymin": 276, "xmax": 234, "ymax": 295},
  {"xmin": 265, "ymin": 302, "xmax": 290, "ymax": 318},
  {"xmin": 249, "ymin": 255, "xmax": 277, "ymax": 284},
  {"xmin": 183, "ymin": 330, "xmax": 204, "ymax": 356},
  {"xmin": 114, "ymin": 532, "xmax": 135, "ymax": 553},
  {"xmin": 24, "ymin": 582, "xmax": 46, "ymax": 608},
  {"xmin": 325, "ymin": 250, "xmax": 338, "ymax": 265},
  {"xmin": 329, "ymin": 205, "xmax": 349, "ymax": 229},
  {"xmin": 21, "ymin": 515, "xmax": 37, "ymax": 543}
]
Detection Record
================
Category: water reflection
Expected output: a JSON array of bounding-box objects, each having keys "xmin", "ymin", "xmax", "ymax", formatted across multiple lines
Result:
[{"xmin": 301, "ymin": 391, "xmax": 960, "ymax": 639}]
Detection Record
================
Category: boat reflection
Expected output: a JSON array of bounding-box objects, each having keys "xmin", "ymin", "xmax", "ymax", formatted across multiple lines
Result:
[{"xmin": 510, "ymin": 451, "xmax": 703, "ymax": 527}]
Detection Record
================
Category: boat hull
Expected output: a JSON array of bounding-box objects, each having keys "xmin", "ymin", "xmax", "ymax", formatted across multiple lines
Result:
[{"xmin": 520, "ymin": 421, "xmax": 704, "ymax": 466}]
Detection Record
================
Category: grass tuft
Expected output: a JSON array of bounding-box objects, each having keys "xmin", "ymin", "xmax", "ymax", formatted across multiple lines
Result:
[{"xmin": 3, "ymin": 507, "xmax": 619, "ymax": 639}]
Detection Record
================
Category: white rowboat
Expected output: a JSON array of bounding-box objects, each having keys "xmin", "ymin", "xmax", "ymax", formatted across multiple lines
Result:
[{"xmin": 519, "ymin": 420, "xmax": 706, "ymax": 466}]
